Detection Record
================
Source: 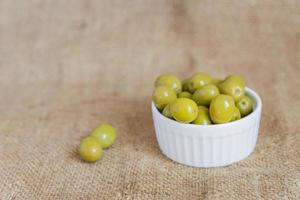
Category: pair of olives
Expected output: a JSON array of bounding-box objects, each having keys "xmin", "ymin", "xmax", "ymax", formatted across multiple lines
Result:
[
  {"xmin": 153, "ymin": 73, "xmax": 253, "ymax": 125},
  {"xmin": 79, "ymin": 124, "xmax": 117, "ymax": 162}
]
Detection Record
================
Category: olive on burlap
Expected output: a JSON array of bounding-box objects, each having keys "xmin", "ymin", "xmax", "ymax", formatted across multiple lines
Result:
[{"xmin": 0, "ymin": 0, "xmax": 299, "ymax": 199}]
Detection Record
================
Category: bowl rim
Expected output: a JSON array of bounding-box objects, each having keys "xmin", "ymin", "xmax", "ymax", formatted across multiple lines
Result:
[{"xmin": 152, "ymin": 87, "xmax": 262, "ymax": 128}]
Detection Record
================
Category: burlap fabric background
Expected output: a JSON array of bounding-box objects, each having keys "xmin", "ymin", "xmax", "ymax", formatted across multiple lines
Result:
[{"xmin": 0, "ymin": 0, "xmax": 299, "ymax": 199}]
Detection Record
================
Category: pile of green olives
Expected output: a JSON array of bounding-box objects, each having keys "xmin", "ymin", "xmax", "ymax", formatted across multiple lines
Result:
[
  {"xmin": 153, "ymin": 73, "xmax": 253, "ymax": 125},
  {"xmin": 79, "ymin": 124, "xmax": 117, "ymax": 162}
]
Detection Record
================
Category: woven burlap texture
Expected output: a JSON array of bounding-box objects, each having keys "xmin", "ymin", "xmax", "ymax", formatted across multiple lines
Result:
[{"xmin": 0, "ymin": 0, "xmax": 299, "ymax": 199}]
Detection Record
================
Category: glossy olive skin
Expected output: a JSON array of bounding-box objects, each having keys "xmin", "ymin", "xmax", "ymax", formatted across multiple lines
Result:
[
  {"xmin": 153, "ymin": 86, "xmax": 177, "ymax": 110},
  {"xmin": 178, "ymin": 91, "xmax": 192, "ymax": 99},
  {"xmin": 209, "ymin": 95, "xmax": 235, "ymax": 124},
  {"xmin": 218, "ymin": 80, "xmax": 245, "ymax": 102},
  {"xmin": 79, "ymin": 137, "xmax": 103, "ymax": 162},
  {"xmin": 192, "ymin": 84, "xmax": 219, "ymax": 106},
  {"xmin": 236, "ymin": 96, "xmax": 253, "ymax": 117},
  {"xmin": 90, "ymin": 124, "xmax": 117, "ymax": 149},
  {"xmin": 162, "ymin": 104, "xmax": 172, "ymax": 118},
  {"xmin": 155, "ymin": 74, "xmax": 182, "ymax": 94},
  {"xmin": 187, "ymin": 72, "xmax": 212, "ymax": 93},
  {"xmin": 170, "ymin": 98, "xmax": 198, "ymax": 123},
  {"xmin": 212, "ymin": 78, "xmax": 223, "ymax": 85},
  {"xmin": 231, "ymin": 106, "xmax": 241, "ymax": 121},
  {"xmin": 225, "ymin": 75, "xmax": 245, "ymax": 88},
  {"xmin": 192, "ymin": 106, "xmax": 212, "ymax": 125},
  {"xmin": 182, "ymin": 79, "xmax": 190, "ymax": 91}
]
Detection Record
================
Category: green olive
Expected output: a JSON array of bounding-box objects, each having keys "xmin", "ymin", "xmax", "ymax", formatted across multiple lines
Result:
[
  {"xmin": 153, "ymin": 86, "xmax": 177, "ymax": 110},
  {"xmin": 209, "ymin": 95, "xmax": 235, "ymax": 124},
  {"xmin": 192, "ymin": 84, "xmax": 219, "ymax": 106},
  {"xmin": 218, "ymin": 79, "xmax": 245, "ymax": 102},
  {"xmin": 90, "ymin": 124, "xmax": 117, "ymax": 149},
  {"xmin": 155, "ymin": 74, "xmax": 182, "ymax": 94},
  {"xmin": 236, "ymin": 96, "xmax": 253, "ymax": 117},
  {"xmin": 162, "ymin": 104, "xmax": 172, "ymax": 118},
  {"xmin": 187, "ymin": 72, "xmax": 212, "ymax": 93},
  {"xmin": 178, "ymin": 91, "xmax": 192, "ymax": 99},
  {"xmin": 170, "ymin": 98, "xmax": 198, "ymax": 123},
  {"xmin": 192, "ymin": 106, "xmax": 212, "ymax": 125},
  {"xmin": 79, "ymin": 137, "xmax": 103, "ymax": 162},
  {"xmin": 231, "ymin": 106, "xmax": 241, "ymax": 121},
  {"xmin": 212, "ymin": 78, "xmax": 223, "ymax": 85},
  {"xmin": 225, "ymin": 75, "xmax": 245, "ymax": 88},
  {"xmin": 182, "ymin": 79, "xmax": 190, "ymax": 91}
]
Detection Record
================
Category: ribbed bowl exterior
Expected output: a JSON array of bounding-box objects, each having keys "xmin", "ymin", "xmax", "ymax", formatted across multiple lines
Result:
[{"xmin": 152, "ymin": 87, "xmax": 262, "ymax": 168}]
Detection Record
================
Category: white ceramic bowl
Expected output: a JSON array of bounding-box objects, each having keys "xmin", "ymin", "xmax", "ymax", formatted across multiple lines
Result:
[{"xmin": 151, "ymin": 87, "xmax": 262, "ymax": 168}]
